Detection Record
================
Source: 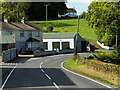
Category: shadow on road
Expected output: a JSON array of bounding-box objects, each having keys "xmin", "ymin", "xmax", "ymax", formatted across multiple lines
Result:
[
  {"xmin": 2, "ymin": 68, "xmax": 75, "ymax": 89},
  {"xmin": 2, "ymin": 67, "xmax": 118, "ymax": 90}
]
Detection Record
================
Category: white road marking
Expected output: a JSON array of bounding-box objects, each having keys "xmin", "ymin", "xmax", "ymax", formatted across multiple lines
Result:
[
  {"xmin": 45, "ymin": 74, "xmax": 51, "ymax": 80},
  {"xmin": 61, "ymin": 61, "xmax": 114, "ymax": 89},
  {"xmin": 41, "ymin": 69, "xmax": 45, "ymax": 73},
  {"xmin": 39, "ymin": 60, "xmax": 60, "ymax": 90},
  {"xmin": 40, "ymin": 62, "xmax": 43, "ymax": 68},
  {"xmin": 0, "ymin": 66, "xmax": 17, "ymax": 90},
  {"xmin": 53, "ymin": 82, "xmax": 60, "ymax": 90}
]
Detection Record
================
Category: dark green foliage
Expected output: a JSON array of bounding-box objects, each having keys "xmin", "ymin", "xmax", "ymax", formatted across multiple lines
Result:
[
  {"xmin": 86, "ymin": 1, "xmax": 120, "ymax": 46},
  {"xmin": 47, "ymin": 25, "xmax": 54, "ymax": 32},
  {"xmin": 79, "ymin": 12, "xmax": 86, "ymax": 19},
  {"xmin": 2, "ymin": 2, "xmax": 31, "ymax": 22},
  {"xmin": 2, "ymin": 2, "xmax": 67, "ymax": 21},
  {"xmin": 87, "ymin": 52, "xmax": 120, "ymax": 64},
  {"xmin": 26, "ymin": 2, "xmax": 67, "ymax": 21},
  {"xmin": 117, "ymin": 44, "xmax": 120, "ymax": 54}
]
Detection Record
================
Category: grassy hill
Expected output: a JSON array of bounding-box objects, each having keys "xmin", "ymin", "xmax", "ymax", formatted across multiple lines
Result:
[{"xmin": 27, "ymin": 19, "xmax": 97, "ymax": 44}]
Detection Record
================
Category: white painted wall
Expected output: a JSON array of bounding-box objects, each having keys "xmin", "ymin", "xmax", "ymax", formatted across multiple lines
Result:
[
  {"xmin": 1, "ymin": 30, "xmax": 43, "ymax": 46},
  {"xmin": 1, "ymin": 30, "xmax": 42, "ymax": 42},
  {"xmin": 97, "ymin": 41, "xmax": 114, "ymax": 50},
  {"xmin": 1, "ymin": 30, "xmax": 43, "ymax": 51},
  {"xmin": 43, "ymin": 38, "xmax": 74, "ymax": 51}
]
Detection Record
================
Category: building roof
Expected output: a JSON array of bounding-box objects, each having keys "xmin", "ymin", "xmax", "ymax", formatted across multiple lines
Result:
[
  {"xmin": 43, "ymin": 32, "xmax": 76, "ymax": 39},
  {"xmin": 1, "ymin": 22, "xmax": 43, "ymax": 31},
  {"xmin": 43, "ymin": 32, "xmax": 86, "ymax": 41},
  {"xmin": 26, "ymin": 37, "xmax": 40, "ymax": 42},
  {"xmin": 0, "ymin": 35, "xmax": 14, "ymax": 44},
  {"xmin": 43, "ymin": 32, "xmax": 80, "ymax": 39}
]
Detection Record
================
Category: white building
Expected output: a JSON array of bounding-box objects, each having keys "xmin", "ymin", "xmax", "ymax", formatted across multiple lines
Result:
[
  {"xmin": 43, "ymin": 32, "xmax": 87, "ymax": 52},
  {"xmin": 1, "ymin": 19, "xmax": 43, "ymax": 51},
  {"xmin": 58, "ymin": 8, "xmax": 78, "ymax": 18}
]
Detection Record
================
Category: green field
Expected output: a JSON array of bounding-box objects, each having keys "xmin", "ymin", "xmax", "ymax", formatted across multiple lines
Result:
[{"xmin": 27, "ymin": 19, "xmax": 97, "ymax": 44}]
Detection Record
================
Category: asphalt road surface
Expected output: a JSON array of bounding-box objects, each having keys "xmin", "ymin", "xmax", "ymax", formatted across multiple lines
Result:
[{"xmin": 1, "ymin": 53, "xmax": 117, "ymax": 90}]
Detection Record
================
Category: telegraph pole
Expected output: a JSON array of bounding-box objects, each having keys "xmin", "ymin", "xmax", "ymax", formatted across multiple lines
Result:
[
  {"xmin": 44, "ymin": 4, "xmax": 50, "ymax": 28},
  {"xmin": 74, "ymin": 15, "xmax": 80, "ymax": 55},
  {"xmin": 116, "ymin": 30, "xmax": 118, "ymax": 48}
]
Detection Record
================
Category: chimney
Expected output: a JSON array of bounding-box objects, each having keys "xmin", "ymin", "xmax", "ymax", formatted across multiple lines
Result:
[
  {"xmin": 21, "ymin": 17, "xmax": 25, "ymax": 24},
  {"xmin": 4, "ymin": 18, "xmax": 9, "ymax": 23}
]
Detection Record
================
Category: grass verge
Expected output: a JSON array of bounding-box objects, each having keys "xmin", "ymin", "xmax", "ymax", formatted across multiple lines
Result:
[{"xmin": 63, "ymin": 58, "xmax": 118, "ymax": 88}]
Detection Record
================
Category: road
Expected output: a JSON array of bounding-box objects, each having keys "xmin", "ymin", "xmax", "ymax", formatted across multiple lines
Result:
[{"xmin": 1, "ymin": 53, "xmax": 116, "ymax": 90}]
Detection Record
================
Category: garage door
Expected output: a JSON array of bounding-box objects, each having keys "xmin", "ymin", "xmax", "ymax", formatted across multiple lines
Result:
[
  {"xmin": 52, "ymin": 42, "xmax": 60, "ymax": 50},
  {"xmin": 43, "ymin": 42, "xmax": 48, "ymax": 50},
  {"xmin": 62, "ymin": 42, "xmax": 69, "ymax": 50}
]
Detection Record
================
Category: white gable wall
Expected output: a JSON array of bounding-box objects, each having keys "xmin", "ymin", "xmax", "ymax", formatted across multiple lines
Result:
[
  {"xmin": 1, "ymin": 30, "xmax": 43, "ymax": 51},
  {"xmin": 43, "ymin": 38, "xmax": 74, "ymax": 51},
  {"xmin": 1, "ymin": 30, "xmax": 43, "ymax": 42}
]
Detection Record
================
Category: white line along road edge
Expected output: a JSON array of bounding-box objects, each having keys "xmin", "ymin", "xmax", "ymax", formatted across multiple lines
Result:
[
  {"xmin": 61, "ymin": 60, "xmax": 115, "ymax": 90},
  {"xmin": 0, "ymin": 66, "xmax": 17, "ymax": 90},
  {"xmin": 39, "ymin": 60, "xmax": 61, "ymax": 90}
]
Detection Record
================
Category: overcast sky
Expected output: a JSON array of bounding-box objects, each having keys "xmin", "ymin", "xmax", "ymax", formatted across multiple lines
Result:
[{"xmin": 65, "ymin": 0, "xmax": 94, "ymax": 15}]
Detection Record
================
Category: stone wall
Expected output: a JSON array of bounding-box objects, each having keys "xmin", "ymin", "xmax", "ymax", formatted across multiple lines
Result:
[{"xmin": 2, "ymin": 48, "xmax": 17, "ymax": 62}]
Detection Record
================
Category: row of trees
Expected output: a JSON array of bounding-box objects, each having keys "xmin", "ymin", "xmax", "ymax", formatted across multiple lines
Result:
[
  {"xmin": 2, "ymin": 2, "xmax": 67, "ymax": 21},
  {"xmin": 86, "ymin": 1, "xmax": 120, "ymax": 46}
]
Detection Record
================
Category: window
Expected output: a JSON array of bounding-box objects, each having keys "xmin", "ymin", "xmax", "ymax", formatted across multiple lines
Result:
[
  {"xmin": 43, "ymin": 42, "xmax": 48, "ymax": 50},
  {"xmin": 62, "ymin": 42, "xmax": 69, "ymax": 50},
  {"xmin": 20, "ymin": 43, "xmax": 24, "ymax": 50},
  {"xmin": 36, "ymin": 31, "xmax": 40, "ymax": 37},
  {"xmin": 6, "ymin": 31, "xmax": 12, "ymax": 35},
  {"xmin": 31, "ymin": 42, "xmax": 40, "ymax": 48},
  {"xmin": 20, "ymin": 31, "xmax": 24, "ymax": 37},
  {"xmin": 28, "ymin": 31, "xmax": 32, "ymax": 37}
]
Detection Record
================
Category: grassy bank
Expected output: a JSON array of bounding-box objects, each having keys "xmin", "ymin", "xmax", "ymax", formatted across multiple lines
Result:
[
  {"xmin": 63, "ymin": 59, "xmax": 118, "ymax": 88},
  {"xmin": 27, "ymin": 19, "xmax": 97, "ymax": 44}
]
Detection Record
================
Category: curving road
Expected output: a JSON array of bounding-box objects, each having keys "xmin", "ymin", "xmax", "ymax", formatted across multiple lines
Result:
[{"xmin": 1, "ymin": 53, "xmax": 116, "ymax": 90}]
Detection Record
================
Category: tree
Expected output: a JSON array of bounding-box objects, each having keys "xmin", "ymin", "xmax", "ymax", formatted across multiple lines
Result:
[
  {"xmin": 27, "ymin": 2, "xmax": 67, "ymax": 21},
  {"xmin": 2, "ymin": 2, "xmax": 31, "ymax": 22},
  {"xmin": 2, "ymin": 2, "xmax": 67, "ymax": 21},
  {"xmin": 79, "ymin": 12, "xmax": 86, "ymax": 19},
  {"xmin": 86, "ymin": 1, "xmax": 120, "ymax": 46}
]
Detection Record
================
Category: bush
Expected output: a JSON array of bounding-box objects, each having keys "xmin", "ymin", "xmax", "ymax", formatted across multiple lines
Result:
[
  {"xmin": 73, "ymin": 54, "xmax": 80, "ymax": 60},
  {"xmin": 86, "ymin": 53, "xmax": 95, "ymax": 59},
  {"xmin": 47, "ymin": 25, "xmax": 53, "ymax": 32},
  {"xmin": 88, "ymin": 52, "xmax": 120, "ymax": 64}
]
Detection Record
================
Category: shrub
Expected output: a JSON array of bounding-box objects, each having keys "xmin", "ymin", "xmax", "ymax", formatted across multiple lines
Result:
[
  {"xmin": 47, "ymin": 25, "xmax": 54, "ymax": 32},
  {"xmin": 86, "ymin": 52, "xmax": 120, "ymax": 64},
  {"xmin": 86, "ymin": 53, "xmax": 95, "ymax": 59},
  {"xmin": 73, "ymin": 54, "xmax": 80, "ymax": 60}
]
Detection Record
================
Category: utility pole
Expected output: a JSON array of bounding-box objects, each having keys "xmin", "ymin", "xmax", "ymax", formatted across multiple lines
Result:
[
  {"xmin": 44, "ymin": 4, "xmax": 50, "ymax": 28},
  {"xmin": 116, "ymin": 30, "xmax": 118, "ymax": 48},
  {"xmin": 74, "ymin": 15, "xmax": 80, "ymax": 55}
]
